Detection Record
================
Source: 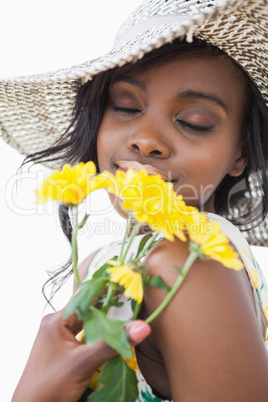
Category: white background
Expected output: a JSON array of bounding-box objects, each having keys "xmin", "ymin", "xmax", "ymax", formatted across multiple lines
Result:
[{"xmin": 0, "ymin": 1, "xmax": 267, "ymax": 400}]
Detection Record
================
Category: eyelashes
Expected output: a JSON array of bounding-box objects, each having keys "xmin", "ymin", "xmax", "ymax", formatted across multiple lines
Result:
[
  {"xmin": 176, "ymin": 119, "xmax": 214, "ymax": 133},
  {"xmin": 112, "ymin": 105, "xmax": 141, "ymax": 114},
  {"xmin": 112, "ymin": 104, "xmax": 214, "ymax": 133}
]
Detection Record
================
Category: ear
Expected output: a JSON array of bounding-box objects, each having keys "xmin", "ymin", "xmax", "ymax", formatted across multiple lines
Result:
[{"xmin": 228, "ymin": 146, "xmax": 247, "ymax": 177}]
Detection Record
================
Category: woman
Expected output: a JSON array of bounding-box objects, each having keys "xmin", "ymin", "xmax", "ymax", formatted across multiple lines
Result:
[{"xmin": 3, "ymin": 0, "xmax": 268, "ymax": 400}]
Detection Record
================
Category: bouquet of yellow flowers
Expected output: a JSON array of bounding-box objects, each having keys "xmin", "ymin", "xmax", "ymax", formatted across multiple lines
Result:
[{"xmin": 36, "ymin": 161, "xmax": 243, "ymax": 402}]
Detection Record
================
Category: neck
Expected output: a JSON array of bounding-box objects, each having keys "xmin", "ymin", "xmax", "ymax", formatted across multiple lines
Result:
[{"xmin": 202, "ymin": 194, "xmax": 216, "ymax": 214}]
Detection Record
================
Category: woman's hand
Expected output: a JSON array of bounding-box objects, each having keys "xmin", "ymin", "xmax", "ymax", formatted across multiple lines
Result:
[{"xmin": 12, "ymin": 310, "xmax": 151, "ymax": 402}]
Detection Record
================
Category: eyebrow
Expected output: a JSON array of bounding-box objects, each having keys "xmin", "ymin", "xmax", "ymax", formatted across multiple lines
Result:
[
  {"xmin": 112, "ymin": 79, "xmax": 228, "ymax": 113},
  {"xmin": 113, "ymin": 76, "xmax": 147, "ymax": 92},
  {"xmin": 179, "ymin": 90, "xmax": 228, "ymax": 114}
]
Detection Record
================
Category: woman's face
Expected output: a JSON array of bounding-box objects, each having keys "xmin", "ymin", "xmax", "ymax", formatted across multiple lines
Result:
[{"xmin": 97, "ymin": 52, "xmax": 247, "ymax": 215}]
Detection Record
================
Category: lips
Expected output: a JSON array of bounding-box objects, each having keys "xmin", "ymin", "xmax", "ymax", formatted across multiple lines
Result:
[{"xmin": 115, "ymin": 160, "xmax": 169, "ymax": 181}]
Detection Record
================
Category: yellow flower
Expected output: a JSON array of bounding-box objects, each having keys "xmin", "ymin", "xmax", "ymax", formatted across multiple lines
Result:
[
  {"xmin": 149, "ymin": 194, "xmax": 200, "ymax": 242},
  {"xmin": 36, "ymin": 162, "xmax": 108, "ymax": 206},
  {"xmin": 88, "ymin": 364, "xmax": 104, "ymax": 391},
  {"xmin": 107, "ymin": 260, "xmax": 143, "ymax": 303},
  {"xmin": 106, "ymin": 168, "xmax": 197, "ymax": 242},
  {"xmin": 188, "ymin": 218, "xmax": 244, "ymax": 270},
  {"xmin": 125, "ymin": 347, "xmax": 138, "ymax": 371},
  {"xmin": 89, "ymin": 173, "xmax": 113, "ymax": 193}
]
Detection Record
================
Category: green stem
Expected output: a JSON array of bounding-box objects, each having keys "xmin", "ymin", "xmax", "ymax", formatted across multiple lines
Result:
[
  {"xmin": 119, "ymin": 215, "xmax": 133, "ymax": 264},
  {"xmin": 135, "ymin": 231, "xmax": 159, "ymax": 262},
  {"xmin": 123, "ymin": 222, "xmax": 141, "ymax": 263},
  {"xmin": 145, "ymin": 251, "xmax": 198, "ymax": 323},
  {"xmin": 101, "ymin": 285, "xmax": 115, "ymax": 314},
  {"xmin": 132, "ymin": 301, "xmax": 141, "ymax": 321},
  {"xmin": 72, "ymin": 206, "xmax": 80, "ymax": 284},
  {"xmin": 78, "ymin": 213, "xmax": 90, "ymax": 229}
]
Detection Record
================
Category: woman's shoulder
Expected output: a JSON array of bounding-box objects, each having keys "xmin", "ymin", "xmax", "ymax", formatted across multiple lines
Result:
[
  {"xmin": 142, "ymin": 218, "xmax": 260, "ymax": 327},
  {"xmin": 142, "ymin": 236, "xmax": 268, "ymax": 400},
  {"xmin": 144, "ymin": 234, "xmax": 255, "ymax": 314}
]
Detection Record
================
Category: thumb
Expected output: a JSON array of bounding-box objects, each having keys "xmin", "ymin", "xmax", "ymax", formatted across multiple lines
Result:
[
  {"xmin": 75, "ymin": 320, "xmax": 151, "ymax": 376},
  {"xmin": 125, "ymin": 320, "xmax": 151, "ymax": 345}
]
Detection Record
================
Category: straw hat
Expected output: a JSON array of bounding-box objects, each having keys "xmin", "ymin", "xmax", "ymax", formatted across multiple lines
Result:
[{"xmin": 0, "ymin": 0, "xmax": 267, "ymax": 245}]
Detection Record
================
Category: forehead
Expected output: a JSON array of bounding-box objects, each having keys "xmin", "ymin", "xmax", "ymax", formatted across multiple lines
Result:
[
  {"xmin": 112, "ymin": 51, "xmax": 248, "ymax": 109},
  {"xmin": 118, "ymin": 47, "xmax": 247, "ymax": 83}
]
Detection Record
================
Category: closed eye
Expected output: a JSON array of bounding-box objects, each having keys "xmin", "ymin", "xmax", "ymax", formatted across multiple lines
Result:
[
  {"xmin": 176, "ymin": 119, "xmax": 214, "ymax": 133},
  {"xmin": 112, "ymin": 105, "xmax": 141, "ymax": 114}
]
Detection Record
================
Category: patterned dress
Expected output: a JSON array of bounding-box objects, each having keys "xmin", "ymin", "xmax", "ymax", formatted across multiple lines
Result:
[{"xmin": 85, "ymin": 213, "xmax": 268, "ymax": 401}]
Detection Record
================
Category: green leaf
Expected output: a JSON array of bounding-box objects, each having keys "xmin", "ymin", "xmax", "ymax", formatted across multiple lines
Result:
[
  {"xmin": 135, "ymin": 233, "xmax": 153, "ymax": 259},
  {"xmin": 149, "ymin": 275, "xmax": 170, "ymax": 291},
  {"xmin": 63, "ymin": 277, "xmax": 108, "ymax": 320},
  {"xmin": 112, "ymin": 301, "xmax": 124, "ymax": 308},
  {"xmin": 142, "ymin": 273, "xmax": 151, "ymax": 291},
  {"xmin": 84, "ymin": 306, "xmax": 132, "ymax": 359},
  {"xmin": 169, "ymin": 264, "xmax": 188, "ymax": 277},
  {"xmin": 93, "ymin": 256, "xmax": 118, "ymax": 279},
  {"xmin": 88, "ymin": 356, "xmax": 138, "ymax": 402}
]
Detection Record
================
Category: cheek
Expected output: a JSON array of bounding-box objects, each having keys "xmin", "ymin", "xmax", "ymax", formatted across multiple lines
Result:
[
  {"xmin": 96, "ymin": 133, "xmax": 105, "ymax": 169},
  {"xmin": 190, "ymin": 132, "xmax": 240, "ymax": 179},
  {"xmin": 175, "ymin": 144, "xmax": 235, "ymax": 205},
  {"xmin": 96, "ymin": 122, "xmax": 114, "ymax": 171},
  {"xmin": 97, "ymin": 112, "xmax": 124, "ymax": 161}
]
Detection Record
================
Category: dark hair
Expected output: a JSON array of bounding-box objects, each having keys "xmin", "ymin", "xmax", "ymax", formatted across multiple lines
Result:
[{"xmin": 26, "ymin": 38, "xmax": 268, "ymax": 301}]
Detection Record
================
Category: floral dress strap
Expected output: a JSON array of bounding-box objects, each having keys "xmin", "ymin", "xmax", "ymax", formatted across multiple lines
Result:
[{"xmin": 208, "ymin": 213, "xmax": 268, "ymax": 349}]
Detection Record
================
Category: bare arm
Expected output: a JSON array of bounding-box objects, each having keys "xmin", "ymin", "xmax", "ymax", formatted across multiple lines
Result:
[{"xmin": 143, "ymin": 237, "xmax": 268, "ymax": 401}]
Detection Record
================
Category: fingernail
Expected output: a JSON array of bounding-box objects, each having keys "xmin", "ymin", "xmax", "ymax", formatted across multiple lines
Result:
[{"xmin": 127, "ymin": 321, "xmax": 151, "ymax": 342}]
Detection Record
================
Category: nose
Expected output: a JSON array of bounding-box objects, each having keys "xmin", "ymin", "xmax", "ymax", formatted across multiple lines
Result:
[{"xmin": 127, "ymin": 127, "xmax": 171, "ymax": 158}]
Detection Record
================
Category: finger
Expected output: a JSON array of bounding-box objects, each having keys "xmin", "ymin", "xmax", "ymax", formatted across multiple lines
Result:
[
  {"xmin": 74, "ymin": 321, "xmax": 151, "ymax": 376},
  {"xmin": 125, "ymin": 320, "xmax": 151, "ymax": 345},
  {"xmin": 62, "ymin": 311, "xmax": 83, "ymax": 335},
  {"xmin": 73, "ymin": 339, "xmax": 118, "ymax": 378}
]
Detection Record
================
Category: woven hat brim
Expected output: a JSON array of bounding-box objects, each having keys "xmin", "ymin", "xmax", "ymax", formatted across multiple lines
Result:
[{"xmin": 0, "ymin": 0, "xmax": 267, "ymax": 159}]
